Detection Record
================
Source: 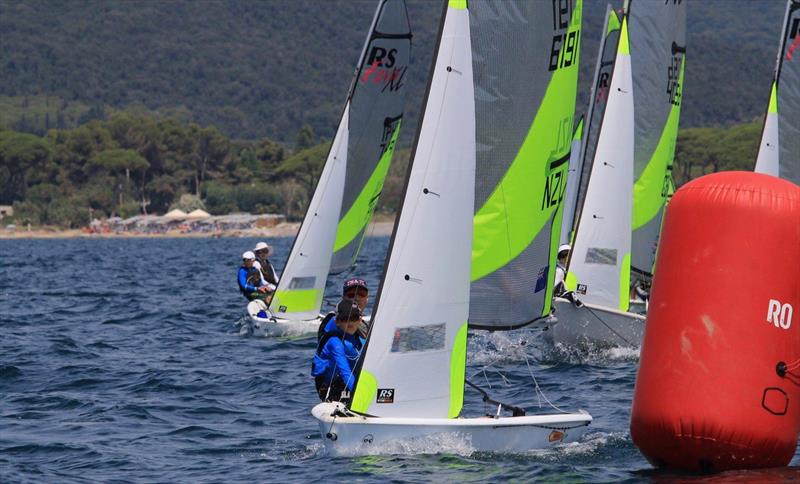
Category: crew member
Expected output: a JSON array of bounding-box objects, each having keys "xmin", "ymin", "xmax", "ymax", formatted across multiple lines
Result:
[
  {"xmin": 312, "ymin": 299, "xmax": 364, "ymax": 402},
  {"xmin": 238, "ymin": 251, "xmax": 270, "ymax": 301}
]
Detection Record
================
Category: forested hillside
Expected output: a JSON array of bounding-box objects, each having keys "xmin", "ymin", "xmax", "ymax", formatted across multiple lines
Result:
[{"xmin": 0, "ymin": 0, "xmax": 786, "ymax": 143}]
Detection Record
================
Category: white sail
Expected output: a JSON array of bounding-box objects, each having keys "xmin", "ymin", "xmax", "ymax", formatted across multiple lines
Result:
[
  {"xmin": 755, "ymin": 82, "xmax": 780, "ymax": 177},
  {"xmin": 568, "ymin": 18, "xmax": 634, "ymax": 311},
  {"xmin": 350, "ymin": 4, "xmax": 475, "ymax": 419},
  {"xmin": 270, "ymin": 108, "xmax": 349, "ymax": 321}
]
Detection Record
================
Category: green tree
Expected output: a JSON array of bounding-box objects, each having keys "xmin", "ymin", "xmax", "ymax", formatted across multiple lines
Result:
[{"xmin": 275, "ymin": 141, "xmax": 329, "ymax": 204}]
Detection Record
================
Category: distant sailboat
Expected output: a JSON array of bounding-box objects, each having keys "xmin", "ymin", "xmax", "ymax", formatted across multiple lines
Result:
[
  {"xmin": 246, "ymin": 0, "xmax": 411, "ymax": 336},
  {"xmin": 550, "ymin": 0, "xmax": 685, "ymax": 348},
  {"xmin": 754, "ymin": 0, "xmax": 800, "ymax": 185},
  {"xmin": 313, "ymin": 0, "xmax": 591, "ymax": 455}
]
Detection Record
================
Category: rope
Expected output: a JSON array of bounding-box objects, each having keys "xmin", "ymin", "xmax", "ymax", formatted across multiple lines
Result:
[
  {"xmin": 523, "ymin": 352, "xmax": 568, "ymax": 414},
  {"xmin": 785, "ymin": 358, "xmax": 800, "ymax": 371},
  {"xmin": 580, "ymin": 301, "xmax": 636, "ymax": 347}
]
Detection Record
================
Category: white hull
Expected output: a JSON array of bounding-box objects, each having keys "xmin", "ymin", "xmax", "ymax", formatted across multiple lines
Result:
[
  {"xmin": 548, "ymin": 297, "xmax": 645, "ymax": 347},
  {"xmin": 240, "ymin": 300, "xmax": 321, "ymax": 337},
  {"xmin": 312, "ymin": 402, "xmax": 591, "ymax": 456}
]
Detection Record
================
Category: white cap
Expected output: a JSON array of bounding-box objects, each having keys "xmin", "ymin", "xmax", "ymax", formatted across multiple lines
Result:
[
  {"xmin": 252, "ymin": 261, "xmax": 262, "ymax": 269},
  {"xmin": 254, "ymin": 241, "xmax": 270, "ymax": 251},
  {"xmin": 242, "ymin": 251, "xmax": 256, "ymax": 260},
  {"xmin": 558, "ymin": 244, "xmax": 571, "ymax": 254}
]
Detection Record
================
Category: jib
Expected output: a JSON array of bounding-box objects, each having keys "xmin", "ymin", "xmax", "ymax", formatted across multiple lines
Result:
[{"xmin": 366, "ymin": 46, "xmax": 397, "ymax": 68}]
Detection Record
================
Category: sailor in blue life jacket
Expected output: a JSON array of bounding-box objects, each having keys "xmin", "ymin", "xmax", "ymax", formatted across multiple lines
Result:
[
  {"xmin": 312, "ymin": 298, "xmax": 365, "ymax": 402},
  {"xmin": 237, "ymin": 251, "xmax": 270, "ymax": 301},
  {"xmin": 317, "ymin": 277, "xmax": 371, "ymax": 340},
  {"xmin": 554, "ymin": 243, "xmax": 570, "ymax": 296}
]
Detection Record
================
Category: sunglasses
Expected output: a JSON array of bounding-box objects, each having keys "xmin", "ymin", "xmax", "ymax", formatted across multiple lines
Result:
[{"xmin": 344, "ymin": 288, "xmax": 369, "ymax": 298}]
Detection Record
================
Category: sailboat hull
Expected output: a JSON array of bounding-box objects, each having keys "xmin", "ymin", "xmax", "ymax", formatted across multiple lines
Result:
[
  {"xmin": 312, "ymin": 402, "xmax": 591, "ymax": 456},
  {"xmin": 548, "ymin": 297, "xmax": 645, "ymax": 347},
  {"xmin": 240, "ymin": 301, "xmax": 321, "ymax": 337}
]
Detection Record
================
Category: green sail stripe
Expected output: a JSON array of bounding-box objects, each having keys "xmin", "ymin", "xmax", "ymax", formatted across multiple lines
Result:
[
  {"xmin": 333, "ymin": 120, "xmax": 402, "ymax": 252},
  {"xmin": 542, "ymin": 206, "xmax": 563, "ymax": 316},
  {"xmin": 768, "ymin": 80, "xmax": 778, "ymax": 114},
  {"xmin": 350, "ymin": 369, "xmax": 377, "ymax": 414},
  {"xmin": 618, "ymin": 16, "xmax": 630, "ymax": 56},
  {"xmin": 618, "ymin": 252, "xmax": 630, "ymax": 311},
  {"xmin": 607, "ymin": 9, "xmax": 621, "ymax": 35},
  {"xmin": 471, "ymin": 14, "xmax": 580, "ymax": 282},
  {"xmin": 449, "ymin": 0, "xmax": 467, "ymax": 9},
  {"xmin": 573, "ymin": 117, "xmax": 584, "ymax": 141},
  {"xmin": 632, "ymin": 59, "xmax": 684, "ymax": 230},
  {"xmin": 448, "ymin": 322, "xmax": 468, "ymax": 418},
  {"xmin": 271, "ymin": 288, "xmax": 323, "ymax": 314}
]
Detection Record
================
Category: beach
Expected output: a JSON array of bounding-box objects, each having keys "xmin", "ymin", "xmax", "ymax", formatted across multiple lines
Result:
[{"xmin": 0, "ymin": 221, "xmax": 396, "ymax": 239}]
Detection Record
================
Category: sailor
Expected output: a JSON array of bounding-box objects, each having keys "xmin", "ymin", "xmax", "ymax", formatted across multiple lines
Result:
[
  {"xmin": 312, "ymin": 298, "xmax": 364, "ymax": 402},
  {"xmin": 554, "ymin": 244, "xmax": 571, "ymax": 296},
  {"xmin": 317, "ymin": 278, "xmax": 371, "ymax": 340},
  {"xmin": 253, "ymin": 241, "xmax": 279, "ymax": 286},
  {"xmin": 237, "ymin": 251, "xmax": 270, "ymax": 301}
]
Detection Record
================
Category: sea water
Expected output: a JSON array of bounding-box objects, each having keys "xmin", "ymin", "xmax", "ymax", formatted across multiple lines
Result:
[{"xmin": 1, "ymin": 237, "xmax": 798, "ymax": 482}]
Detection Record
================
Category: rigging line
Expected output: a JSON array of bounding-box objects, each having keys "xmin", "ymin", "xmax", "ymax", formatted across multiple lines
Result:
[
  {"xmin": 523, "ymin": 353, "xmax": 568, "ymax": 414},
  {"xmin": 582, "ymin": 303, "xmax": 635, "ymax": 347},
  {"xmin": 784, "ymin": 357, "xmax": 800, "ymax": 371}
]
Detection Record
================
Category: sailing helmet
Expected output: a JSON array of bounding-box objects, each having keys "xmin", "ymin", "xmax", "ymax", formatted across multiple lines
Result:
[{"xmin": 242, "ymin": 251, "xmax": 256, "ymax": 260}]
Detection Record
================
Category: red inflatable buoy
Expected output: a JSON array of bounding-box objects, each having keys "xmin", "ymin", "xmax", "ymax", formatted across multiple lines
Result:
[{"xmin": 630, "ymin": 172, "xmax": 800, "ymax": 472}]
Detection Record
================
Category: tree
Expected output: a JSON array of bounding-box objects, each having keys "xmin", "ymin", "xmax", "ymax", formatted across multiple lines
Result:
[
  {"xmin": 294, "ymin": 124, "xmax": 316, "ymax": 151},
  {"xmin": 0, "ymin": 131, "xmax": 51, "ymax": 204},
  {"xmin": 274, "ymin": 141, "xmax": 330, "ymax": 204}
]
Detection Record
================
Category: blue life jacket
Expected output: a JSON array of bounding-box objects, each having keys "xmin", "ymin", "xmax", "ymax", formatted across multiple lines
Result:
[{"xmin": 312, "ymin": 317, "xmax": 363, "ymax": 392}]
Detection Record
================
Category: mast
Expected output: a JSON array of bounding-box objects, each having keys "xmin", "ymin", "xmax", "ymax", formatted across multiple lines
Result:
[{"xmin": 269, "ymin": 0, "xmax": 411, "ymax": 320}]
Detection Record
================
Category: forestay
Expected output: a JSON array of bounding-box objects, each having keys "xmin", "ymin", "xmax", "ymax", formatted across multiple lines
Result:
[
  {"xmin": 468, "ymin": 0, "xmax": 582, "ymax": 329},
  {"xmin": 270, "ymin": 0, "xmax": 410, "ymax": 320},
  {"xmin": 330, "ymin": 0, "xmax": 411, "ymax": 273},
  {"xmin": 350, "ymin": 1, "xmax": 475, "ymax": 419},
  {"xmin": 629, "ymin": 0, "xmax": 686, "ymax": 277},
  {"xmin": 755, "ymin": 0, "xmax": 800, "ymax": 185},
  {"xmin": 568, "ymin": 15, "xmax": 634, "ymax": 311}
]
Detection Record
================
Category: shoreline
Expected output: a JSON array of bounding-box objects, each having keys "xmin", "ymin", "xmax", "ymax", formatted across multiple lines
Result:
[{"xmin": 0, "ymin": 221, "xmax": 396, "ymax": 239}]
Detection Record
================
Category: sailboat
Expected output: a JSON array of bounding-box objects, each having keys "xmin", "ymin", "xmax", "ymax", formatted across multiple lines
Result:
[
  {"xmin": 313, "ymin": 0, "xmax": 591, "ymax": 455},
  {"xmin": 754, "ymin": 0, "xmax": 799, "ymax": 185},
  {"xmin": 245, "ymin": 0, "xmax": 411, "ymax": 336},
  {"xmin": 550, "ymin": 0, "xmax": 686, "ymax": 348}
]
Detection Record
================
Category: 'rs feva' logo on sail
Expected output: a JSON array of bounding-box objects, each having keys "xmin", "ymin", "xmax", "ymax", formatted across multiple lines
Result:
[
  {"xmin": 542, "ymin": 117, "xmax": 572, "ymax": 209},
  {"xmin": 549, "ymin": 0, "xmax": 580, "ymax": 72}
]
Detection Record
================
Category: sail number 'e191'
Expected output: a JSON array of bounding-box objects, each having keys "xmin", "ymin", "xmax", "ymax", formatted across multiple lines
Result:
[{"xmin": 549, "ymin": 0, "xmax": 580, "ymax": 72}]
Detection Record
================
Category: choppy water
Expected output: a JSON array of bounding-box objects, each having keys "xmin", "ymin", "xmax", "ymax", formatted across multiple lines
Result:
[{"xmin": 1, "ymin": 237, "xmax": 798, "ymax": 482}]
